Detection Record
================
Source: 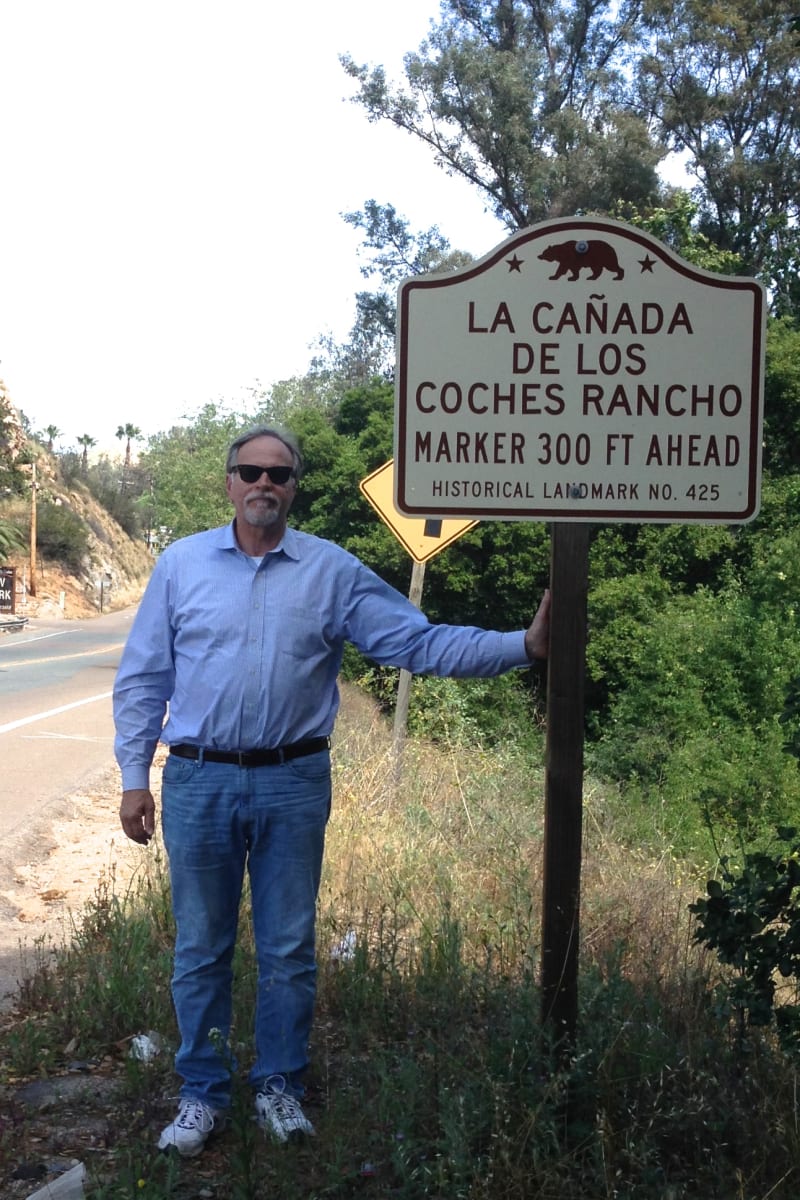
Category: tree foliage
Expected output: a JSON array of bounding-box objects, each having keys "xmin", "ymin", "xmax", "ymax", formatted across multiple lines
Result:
[
  {"xmin": 762, "ymin": 317, "xmax": 800, "ymax": 475},
  {"xmin": 342, "ymin": 0, "xmax": 663, "ymax": 229},
  {"xmin": 326, "ymin": 201, "xmax": 478, "ymax": 381},
  {"xmin": 76, "ymin": 434, "xmax": 96, "ymax": 474},
  {"xmin": 638, "ymin": 0, "xmax": 800, "ymax": 314},
  {"xmin": 139, "ymin": 404, "xmax": 246, "ymax": 541},
  {"xmin": 35, "ymin": 500, "xmax": 91, "ymax": 572},
  {"xmin": 116, "ymin": 423, "xmax": 143, "ymax": 469},
  {"xmin": 343, "ymin": 0, "xmax": 800, "ymax": 319},
  {"xmin": 591, "ymin": 582, "xmax": 800, "ymax": 844}
]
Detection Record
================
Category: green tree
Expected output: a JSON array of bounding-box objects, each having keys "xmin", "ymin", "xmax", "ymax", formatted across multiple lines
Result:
[
  {"xmin": 35, "ymin": 501, "xmax": 90, "ymax": 572},
  {"xmin": 345, "ymin": 200, "xmax": 466, "ymax": 284},
  {"xmin": 638, "ymin": 0, "xmax": 800, "ymax": 314},
  {"xmin": 83, "ymin": 453, "xmax": 148, "ymax": 539},
  {"xmin": 616, "ymin": 193, "xmax": 744, "ymax": 274},
  {"xmin": 261, "ymin": 367, "xmax": 349, "ymax": 427},
  {"xmin": 335, "ymin": 379, "xmax": 394, "ymax": 470},
  {"xmin": 761, "ymin": 317, "xmax": 800, "ymax": 475},
  {"xmin": 289, "ymin": 409, "xmax": 367, "ymax": 532},
  {"xmin": 334, "ymin": 201, "xmax": 476, "ymax": 378},
  {"xmin": 342, "ymin": 0, "xmax": 663, "ymax": 229},
  {"xmin": 691, "ymin": 828, "xmax": 800, "ymax": 1057},
  {"xmin": 43, "ymin": 424, "xmax": 61, "ymax": 453},
  {"xmin": 139, "ymin": 404, "xmax": 244, "ymax": 540}
]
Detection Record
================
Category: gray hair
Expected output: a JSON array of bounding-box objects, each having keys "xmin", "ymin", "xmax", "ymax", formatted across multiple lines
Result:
[{"xmin": 225, "ymin": 425, "xmax": 304, "ymax": 478}]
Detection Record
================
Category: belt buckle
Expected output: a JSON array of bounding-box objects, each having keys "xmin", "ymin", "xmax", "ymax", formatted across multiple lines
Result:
[{"xmin": 236, "ymin": 750, "xmax": 247, "ymax": 767}]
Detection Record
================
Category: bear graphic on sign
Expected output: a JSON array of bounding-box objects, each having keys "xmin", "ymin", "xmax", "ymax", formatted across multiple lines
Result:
[{"xmin": 538, "ymin": 239, "xmax": 624, "ymax": 282}]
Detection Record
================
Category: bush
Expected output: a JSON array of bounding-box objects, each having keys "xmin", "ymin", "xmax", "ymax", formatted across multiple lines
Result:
[
  {"xmin": 340, "ymin": 647, "xmax": 545, "ymax": 750},
  {"xmin": 36, "ymin": 500, "xmax": 90, "ymax": 571},
  {"xmin": 0, "ymin": 517, "xmax": 26, "ymax": 556},
  {"xmin": 691, "ymin": 827, "xmax": 800, "ymax": 1057},
  {"xmin": 407, "ymin": 671, "xmax": 544, "ymax": 749},
  {"xmin": 592, "ymin": 585, "xmax": 800, "ymax": 845},
  {"xmin": 88, "ymin": 484, "xmax": 142, "ymax": 539}
]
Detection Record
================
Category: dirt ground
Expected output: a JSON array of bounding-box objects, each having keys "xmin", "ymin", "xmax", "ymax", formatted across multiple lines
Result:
[
  {"xmin": 0, "ymin": 563, "xmax": 154, "ymax": 1011},
  {"xmin": 0, "ymin": 757, "xmax": 155, "ymax": 1014}
]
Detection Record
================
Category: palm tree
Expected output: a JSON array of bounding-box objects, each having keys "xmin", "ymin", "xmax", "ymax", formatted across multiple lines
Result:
[
  {"xmin": 77, "ymin": 434, "xmax": 96, "ymax": 473},
  {"xmin": 44, "ymin": 424, "xmax": 61, "ymax": 453},
  {"xmin": 116, "ymin": 423, "xmax": 142, "ymax": 469}
]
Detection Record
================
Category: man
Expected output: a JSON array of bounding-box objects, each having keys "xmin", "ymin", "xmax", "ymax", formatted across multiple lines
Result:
[{"xmin": 114, "ymin": 424, "xmax": 550, "ymax": 1158}]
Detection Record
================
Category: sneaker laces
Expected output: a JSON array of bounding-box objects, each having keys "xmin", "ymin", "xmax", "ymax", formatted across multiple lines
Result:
[
  {"xmin": 266, "ymin": 1088, "xmax": 303, "ymax": 1121},
  {"xmin": 176, "ymin": 1100, "xmax": 215, "ymax": 1132}
]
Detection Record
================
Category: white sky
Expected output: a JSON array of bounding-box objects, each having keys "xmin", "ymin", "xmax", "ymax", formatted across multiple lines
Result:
[{"xmin": 0, "ymin": 0, "xmax": 506, "ymax": 453}]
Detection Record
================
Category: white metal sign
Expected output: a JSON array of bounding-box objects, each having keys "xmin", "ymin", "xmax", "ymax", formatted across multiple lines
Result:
[{"xmin": 394, "ymin": 217, "xmax": 765, "ymax": 524}]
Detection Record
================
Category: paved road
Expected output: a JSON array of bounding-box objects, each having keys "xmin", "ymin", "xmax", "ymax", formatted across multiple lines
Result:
[{"xmin": 0, "ymin": 608, "xmax": 137, "ymax": 843}]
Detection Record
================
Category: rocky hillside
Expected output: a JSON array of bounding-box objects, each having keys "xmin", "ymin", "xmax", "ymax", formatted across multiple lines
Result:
[
  {"xmin": 0, "ymin": 377, "xmax": 27, "ymax": 464},
  {"xmin": 4, "ymin": 494, "xmax": 153, "ymax": 620},
  {"xmin": 1, "ymin": 383, "xmax": 153, "ymax": 620}
]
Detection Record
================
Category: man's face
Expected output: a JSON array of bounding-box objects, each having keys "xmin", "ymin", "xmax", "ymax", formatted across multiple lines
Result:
[{"xmin": 226, "ymin": 435, "xmax": 297, "ymax": 537}]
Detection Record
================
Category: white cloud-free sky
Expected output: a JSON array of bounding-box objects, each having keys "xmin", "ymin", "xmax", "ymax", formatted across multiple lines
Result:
[{"xmin": 0, "ymin": 0, "xmax": 507, "ymax": 453}]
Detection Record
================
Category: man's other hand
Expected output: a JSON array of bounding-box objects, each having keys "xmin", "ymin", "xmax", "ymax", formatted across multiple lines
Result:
[
  {"xmin": 524, "ymin": 589, "xmax": 551, "ymax": 662},
  {"xmin": 120, "ymin": 789, "xmax": 156, "ymax": 845}
]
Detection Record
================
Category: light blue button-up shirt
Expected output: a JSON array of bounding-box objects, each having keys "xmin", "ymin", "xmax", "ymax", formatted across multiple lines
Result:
[{"xmin": 113, "ymin": 523, "xmax": 530, "ymax": 790}]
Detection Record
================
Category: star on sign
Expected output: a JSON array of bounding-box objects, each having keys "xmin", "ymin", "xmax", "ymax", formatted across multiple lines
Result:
[
  {"xmin": 639, "ymin": 254, "xmax": 656, "ymax": 273},
  {"xmin": 507, "ymin": 254, "xmax": 524, "ymax": 272}
]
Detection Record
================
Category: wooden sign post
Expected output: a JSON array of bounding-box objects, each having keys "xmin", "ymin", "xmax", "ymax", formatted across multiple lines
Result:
[{"xmin": 541, "ymin": 522, "xmax": 589, "ymax": 1051}]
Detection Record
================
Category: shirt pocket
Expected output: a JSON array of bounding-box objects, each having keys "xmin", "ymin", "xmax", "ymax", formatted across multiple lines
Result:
[{"xmin": 276, "ymin": 606, "xmax": 330, "ymax": 660}]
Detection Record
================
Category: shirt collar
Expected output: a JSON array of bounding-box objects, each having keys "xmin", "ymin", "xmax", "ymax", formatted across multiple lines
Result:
[{"xmin": 221, "ymin": 520, "xmax": 301, "ymax": 561}]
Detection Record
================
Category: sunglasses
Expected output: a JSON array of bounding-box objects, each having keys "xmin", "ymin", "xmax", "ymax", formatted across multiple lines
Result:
[{"xmin": 233, "ymin": 464, "xmax": 295, "ymax": 485}]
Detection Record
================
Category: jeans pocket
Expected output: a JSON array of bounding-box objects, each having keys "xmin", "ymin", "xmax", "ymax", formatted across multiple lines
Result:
[
  {"xmin": 286, "ymin": 750, "xmax": 331, "ymax": 783},
  {"xmin": 162, "ymin": 755, "xmax": 197, "ymax": 785}
]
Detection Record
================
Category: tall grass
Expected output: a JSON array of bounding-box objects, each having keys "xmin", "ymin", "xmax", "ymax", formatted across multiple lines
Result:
[{"xmin": 2, "ymin": 685, "xmax": 799, "ymax": 1198}]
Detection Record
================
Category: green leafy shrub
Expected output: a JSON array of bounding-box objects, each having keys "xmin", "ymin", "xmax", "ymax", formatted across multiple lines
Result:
[
  {"xmin": 592, "ymin": 585, "xmax": 800, "ymax": 844},
  {"xmin": 0, "ymin": 518, "xmax": 26, "ymax": 556},
  {"xmin": 407, "ymin": 671, "xmax": 543, "ymax": 748},
  {"xmin": 35, "ymin": 500, "xmax": 90, "ymax": 571},
  {"xmin": 691, "ymin": 827, "xmax": 800, "ymax": 1056}
]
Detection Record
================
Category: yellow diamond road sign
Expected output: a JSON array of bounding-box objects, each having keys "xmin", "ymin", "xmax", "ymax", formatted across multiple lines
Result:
[{"xmin": 359, "ymin": 459, "xmax": 478, "ymax": 563}]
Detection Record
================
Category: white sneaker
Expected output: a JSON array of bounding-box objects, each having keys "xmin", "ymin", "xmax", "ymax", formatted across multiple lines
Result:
[
  {"xmin": 255, "ymin": 1075, "xmax": 315, "ymax": 1141},
  {"xmin": 158, "ymin": 1098, "xmax": 223, "ymax": 1156}
]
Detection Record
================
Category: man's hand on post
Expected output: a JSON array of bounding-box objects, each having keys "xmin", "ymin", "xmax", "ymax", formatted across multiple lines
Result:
[
  {"xmin": 120, "ymin": 789, "xmax": 156, "ymax": 845},
  {"xmin": 525, "ymin": 589, "xmax": 551, "ymax": 663}
]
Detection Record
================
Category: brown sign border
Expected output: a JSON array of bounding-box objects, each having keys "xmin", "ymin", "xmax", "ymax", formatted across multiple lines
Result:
[{"xmin": 395, "ymin": 217, "xmax": 765, "ymax": 524}]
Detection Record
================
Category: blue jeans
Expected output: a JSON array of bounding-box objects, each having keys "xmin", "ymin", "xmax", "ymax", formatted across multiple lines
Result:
[{"xmin": 160, "ymin": 749, "xmax": 331, "ymax": 1110}]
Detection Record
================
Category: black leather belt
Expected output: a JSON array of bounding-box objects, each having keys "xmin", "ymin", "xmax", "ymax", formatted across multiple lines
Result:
[{"xmin": 169, "ymin": 736, "xmax": 330, "ymax": 767}]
